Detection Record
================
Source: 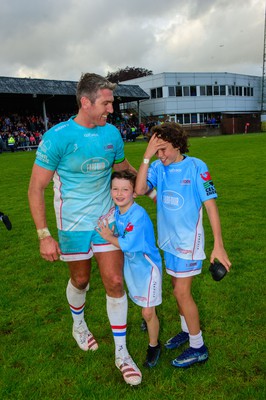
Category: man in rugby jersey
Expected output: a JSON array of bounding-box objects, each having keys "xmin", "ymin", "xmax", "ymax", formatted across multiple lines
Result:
[{"xmin": 28, "ymin": 73, "xmax": 141, "ymax": 385}]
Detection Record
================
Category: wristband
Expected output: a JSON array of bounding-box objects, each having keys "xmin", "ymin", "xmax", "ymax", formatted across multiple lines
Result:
[
  {"xmin": 146, "ymin": 188, "xmax": 157, "ymax": 203},
  {"xmin": 143, "ymin": 158, "xmax": 150, "ymax": 164},
  {"xmin": 37, "ymin": 227, "xmax": 51, "ymax": 240}
]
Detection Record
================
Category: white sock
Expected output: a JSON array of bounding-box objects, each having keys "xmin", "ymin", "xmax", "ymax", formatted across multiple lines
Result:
[
  {"xmin": 66, "ymin": 279, "xmax": 89, "ymax": 328},
  {"xmin": 189, "ymin": 330, "xmax": 204, "ymax": 349},
  {"xmin": 180, "ymin": 315, "xmax": 189, "ymax": 333},
  {"xmin": 106, "ymin": 292, "xmax": 128, "ymax": 359}
]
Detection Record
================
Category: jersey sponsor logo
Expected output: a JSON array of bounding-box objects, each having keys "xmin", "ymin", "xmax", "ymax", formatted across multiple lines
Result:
[
  {"xmin": 36, "ymin": 151, "xmax": 49, "ymax": 164},
  {"xmin": 181, "ymin": 179, "xmax": 191, "ymax": 185},
  {"xmin": 200, "ymin": 171, "xmax": 212, "ymax": 181},
  {"xmin": 84, "ymin": 133, "xmax": 98, "ymax": 137},
  {"xmin": 104, "ymin": 144, "xmax": 114, "ymax": 151},
  {"xmin": 162, "ymin": 190, "xmax": 184, "ymax": 210},
  {"xmin": 81, "ymin": 157, "xmax": 110, "ymax": 174},
  {"xmin": 175, "ymin": 247, "xmax": 192, "ymax": 254},
  {"xmin": 122, "ymin": 222, "xmax": 134, "ymax": 238},
  {"xmin": 203, "ymin": 180, "xmax": 216, "ymax": 196},
  {"xmin": 38, "ymin": 139, "xmax": 51, "ymax": 153},
  {"xmin": 54, "ymin": 123, "xmax": 69, "ymax": 132},
  {"xmin": 98, "ymin": 206, "xmax": 115, "ymax": 223},
  {"xmin": 169, "ymin": 168, "xmax": 182, "ymax": 173},
  {"xmin": 134, "ymin": 296, "xmax": 147, "ymax": 302}
]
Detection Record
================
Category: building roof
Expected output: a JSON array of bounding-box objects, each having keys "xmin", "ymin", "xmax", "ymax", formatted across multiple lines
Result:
[{"xmin": 0, "ymin": 76, "xmax": 149, "ymax": 102}]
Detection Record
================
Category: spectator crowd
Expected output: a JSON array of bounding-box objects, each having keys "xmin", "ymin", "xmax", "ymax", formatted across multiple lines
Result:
[{"xmin": 0, "ymin": 112, "xmax": 160, "ymax": 153}]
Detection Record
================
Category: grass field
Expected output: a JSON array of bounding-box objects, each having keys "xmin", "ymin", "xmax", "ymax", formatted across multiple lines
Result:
[{"xmin": 0, "ymin": 133, "xmax": 265, "ymax": 400}]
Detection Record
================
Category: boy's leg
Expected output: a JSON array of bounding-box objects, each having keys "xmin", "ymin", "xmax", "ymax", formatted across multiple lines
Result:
[
  {"xmin": 142, "ymin": 306, "xmax": 159, "ymax": 346},
  {"xmin": 142, "ymin": 307, "xmax": 161, "ymax": 368},
  {"xmin": 173, "ymin": 276, "xmax": 200, "ymax": 335},
  {"xmin": 171, "ymin": 277, "xmax": 208, "ymax": 367}
]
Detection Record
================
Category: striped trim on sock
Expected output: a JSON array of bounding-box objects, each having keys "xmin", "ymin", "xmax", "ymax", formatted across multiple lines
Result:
[
  {"xmin": 111, "ymin": 324, "xmax": 127, "ymax": 337},
  {"xmin": 69, "ymin": 302, "xmax": 85, "ymax": 315}
]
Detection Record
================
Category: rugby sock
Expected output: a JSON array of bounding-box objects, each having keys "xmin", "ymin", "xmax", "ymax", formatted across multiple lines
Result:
[
  {"xmin": 180, "ymin": 315, "xmax": 189, "ymax": 333},
  {"xmin": 66, "ymin": 279, "xmax": 89, "ymax": 328},
  {"xmin": 189, "ymin": 330, "xmax": 204, "ymax": 349},
  {"xmin": 106, "ymin": 292, "xmax": 128, "ymax": 359}
]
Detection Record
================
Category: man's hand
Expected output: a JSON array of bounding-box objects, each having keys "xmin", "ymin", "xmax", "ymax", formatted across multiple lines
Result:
[{"xmin": 39, "ymin": 236, "xmax": 61, "ymax": 262}]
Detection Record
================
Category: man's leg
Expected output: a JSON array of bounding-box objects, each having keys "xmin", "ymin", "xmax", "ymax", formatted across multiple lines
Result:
[
  {"xmin": 95, "ymin": 250, "xmax": 142, "ymax": 385},
  {"xmin": 67, "ymin": 259, "xmax": 98, "ymax": 351}
]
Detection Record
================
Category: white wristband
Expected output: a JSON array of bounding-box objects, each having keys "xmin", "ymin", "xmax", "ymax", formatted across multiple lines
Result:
[
  {"xmin": 143, "ymin": 158, "xmax": 150, "ymax": 164},
  {"xmin": 37, "ymin": 227, "xmax": 51, "ymax": 240},
  {"xmin": 147, "ymin": 188, "xmax": 157, "ymax": 200}
]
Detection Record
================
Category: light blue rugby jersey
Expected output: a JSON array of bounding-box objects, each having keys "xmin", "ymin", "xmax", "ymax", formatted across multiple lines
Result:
[
  {"xmin": 116, "ymin": 202, "xmax": 162, "ymax": 270},
  {"xmin": 147, "ymin": 156, "xmax": 218, "ymax": 260},
  {"xmin": 35, "ymin": 117, "xmax": 125, "ymax": 231}
]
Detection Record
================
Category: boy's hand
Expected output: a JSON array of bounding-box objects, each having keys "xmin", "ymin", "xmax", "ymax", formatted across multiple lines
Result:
[
  {"xmin": 210, "ymin": 246, "xmax": 232, "ymax": 272},
  {"xmin": 96, "ymin": 219, "xmax": 115, "ymax": 241}
]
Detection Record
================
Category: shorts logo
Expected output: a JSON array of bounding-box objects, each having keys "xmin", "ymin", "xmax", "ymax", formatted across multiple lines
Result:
[
  {"xmin": 81, "ymin": 157, "xmax": 110, "ymax": 174},
  {"xmin": 162, "ymin": 190, "xmax": 184, "ymax": 210}
]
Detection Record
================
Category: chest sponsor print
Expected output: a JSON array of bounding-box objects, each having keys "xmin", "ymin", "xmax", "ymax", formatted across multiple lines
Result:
[
  {"xmin": 81, "ymin": 157, "xmax": 110, "ymax": 174},
  {"xmin": 162, "ymin": 190, "xmax": 184, "ymax": 210}
]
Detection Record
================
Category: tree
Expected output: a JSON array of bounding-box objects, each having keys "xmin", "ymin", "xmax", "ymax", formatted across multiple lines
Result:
[{"xmin": 106, "ymin": 66, "xmax": 153, "ymax": 83}]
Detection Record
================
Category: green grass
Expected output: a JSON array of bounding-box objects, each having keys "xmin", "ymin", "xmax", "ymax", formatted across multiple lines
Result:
[{"xmin": 0, "ymin": 133, "xmax": 265, "ymax": 400}]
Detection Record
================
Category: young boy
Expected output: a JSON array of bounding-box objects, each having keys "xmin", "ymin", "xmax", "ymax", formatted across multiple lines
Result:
[
  {"xmin": 96, "ymin": 170, "xmax": 162, "ymax": 368},
  {"xmin": 135, "ymin": 122, "xmax": 232, "ymax": 368}
]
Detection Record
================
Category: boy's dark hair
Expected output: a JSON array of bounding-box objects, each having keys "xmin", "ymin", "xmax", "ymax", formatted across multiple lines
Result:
[
  {"xmin": 150, "ymin": 122, "xmax": 189, "ymax": 153},
  {"xmin": 111, "ymin": 170, "xmax": 136, "ymax": 188}
]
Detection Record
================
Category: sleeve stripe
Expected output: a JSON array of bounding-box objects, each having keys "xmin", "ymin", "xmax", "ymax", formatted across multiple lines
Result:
[{"xmin": 114, "ymin": 157, "xmax": 125, "ymax": 164}]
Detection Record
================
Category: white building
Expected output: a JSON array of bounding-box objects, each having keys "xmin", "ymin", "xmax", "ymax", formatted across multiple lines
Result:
[{"xmin": 121, "ymin": 72, "xmax": 262, "ymax": 134}]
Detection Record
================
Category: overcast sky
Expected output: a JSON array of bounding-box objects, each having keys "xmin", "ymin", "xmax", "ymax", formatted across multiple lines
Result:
[{"xmin": 1, "ymin": 0, "xmax": 265, "ymax": 81}]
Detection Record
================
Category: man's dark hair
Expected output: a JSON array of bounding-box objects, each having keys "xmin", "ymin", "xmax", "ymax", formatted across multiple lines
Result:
[{"xmin": 76, "ymin": 73, "xmax": 116, "ymax": 108}]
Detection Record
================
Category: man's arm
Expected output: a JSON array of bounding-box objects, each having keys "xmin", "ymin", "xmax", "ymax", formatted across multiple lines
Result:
[
  {"xmin": 28, "ymin": 164, "xmax": 61, "ymax": 262},
  {"xmin": 113, "ymin": 158, "xmax": 137, "ymax": 175}
]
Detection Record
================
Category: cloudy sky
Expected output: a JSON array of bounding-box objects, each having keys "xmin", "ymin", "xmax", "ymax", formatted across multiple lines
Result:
[{"xmin": 1, "ymin": 0, "xmax": 265, "ymax": 80}]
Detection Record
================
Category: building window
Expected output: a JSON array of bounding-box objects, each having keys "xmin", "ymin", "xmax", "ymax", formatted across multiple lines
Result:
[
  {"xmin": 214, "ymin": 86, "xmax": 219, "ymax": 96},
  {"xmin": 183, "ymin": 86, "xmax": 190, "ymax": 96},
  {"xmin": 228, "ymin": 85, "xmax": 235, "ymax": 96},
  {"xmin": 168, "ymin": 86, "xmax": 175, "ymax": 96},
  {"xmin": 176, "ymin": 114, "xmax": 183, "ymax": 124},
  {"xmin": 151, "ymin": 88, "xmax": 156, "ymax": 99},
  {"xmin": 207, "ymin": 86, "xmax": 213, "ymax": 96},
  {"xmin": 176, "ymin": 86, "xmax": 182, "ymax": 97},
  {"xmin": 200, "ymin": 86, "xmax": 206, "ymax": 96},
  {"xmin": 191, "ymin": 113, "xmax": 197, "ymax": 123},
  {"xmin": 157, "ymin": 87, "xmax": 163, "ymax": 98},
  {"xmin": 184, "ymin": 114, "xmax": 190, "ymax": 123},
  {"xmin": 220, "ymin": 85, "xmax": 226, "ymax": 95},
  {"xmin": 190, "ymin": 86, "xmax": 197, "ymax": 96},
  {"xmin": 151, "ymin": 87, "xmax": 163, "ymax": 98}
]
